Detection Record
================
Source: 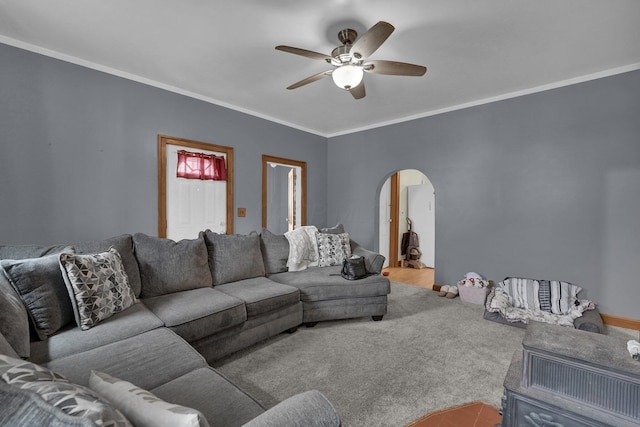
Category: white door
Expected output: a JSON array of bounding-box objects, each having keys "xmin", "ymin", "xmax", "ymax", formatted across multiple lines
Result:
[
  {"xmin": 407, "ymin": 184, "xmax": 435, "ymax": 268},
  {"xmin": 166, "ymin": 146, "xmax": 227, "ymax": 240},
  {"xmin": 378, "ymin": 178, "xmax": 391, "ymax": 268}
]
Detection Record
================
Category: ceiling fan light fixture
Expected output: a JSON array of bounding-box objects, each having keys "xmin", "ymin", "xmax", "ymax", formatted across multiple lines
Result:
[{"xmin": 331, "ymin": 64, "xmax": 363, "ymax": 90}]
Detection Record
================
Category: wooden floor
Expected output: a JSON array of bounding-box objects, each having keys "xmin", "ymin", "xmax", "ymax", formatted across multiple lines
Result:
[
  {"xmin": 383, "ymin": 266, "xmax": 435, "ymax": 289},
  {"xmin": 405, "ymin": 401, "xmax": 501, "ymax": 427}
]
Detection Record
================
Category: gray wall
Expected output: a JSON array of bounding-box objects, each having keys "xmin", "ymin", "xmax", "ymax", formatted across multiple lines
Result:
[
  {"xmin": 0, "ymin": 43, "xmax": 326, "ymax": 244},
  {"xmin": 2, "ymin": 41, "xmax": 639, "ymax": 318},
  {"xmin": 327, "ymin": 70, "xmax": 640, "ymax": 318}
]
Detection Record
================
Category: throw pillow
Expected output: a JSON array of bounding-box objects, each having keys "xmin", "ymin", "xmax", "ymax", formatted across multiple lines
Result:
[
  {"xmin": 89, "ymin": 370, "xmax": 210, "ymax": 427},
  {"xmin": 260, "ymin": 228, "xmax": 289, "ymax": 275},
  {"xmin": 202, "ymin": 230, "xmax": 265, "ymax": 285},
  {"xmin": 316, "ymin": 232, "xmax": 351, "ymax": 267},
  {"xmin": 74, "ymin": 235, "xmax": 142, "ymax": 298},
  {"xmin": 0, "ymin": 355, "xmax": 132, "ymax": 426},
  {"xmin": 59, "ymin": 248, "xmax": 137, "ymax": 330},
  {"xmin": 1, "ymin": 250, "xmax": 76, "ymax": 340},
  {"xmin": 499, "ymin": 277, "xmax": 541, "ymax": 311},
  {"xmin": 319, "ymin": 223, "xmax": 345, "ymax": 234},
  {"xmin": 133, "ymin": 234, "xmax": 212, "ymax": 298},
  {"xmin": 548, "ymin": 280, "xmax": 582, "ymax": 315},
  {"xmin": 284, "ymin": 226, "xmax": 319, "ymax": 272},
  {"xmin": 0, "ymin": 380, "xmax": 95, "ymax": 426}
]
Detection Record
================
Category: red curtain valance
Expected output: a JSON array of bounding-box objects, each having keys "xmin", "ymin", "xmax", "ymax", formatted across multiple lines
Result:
[{"xmin": 176, "ymin": 150, "xmax": 227, "ymax": 181}]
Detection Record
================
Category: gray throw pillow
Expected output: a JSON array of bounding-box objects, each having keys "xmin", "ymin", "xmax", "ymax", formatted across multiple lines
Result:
[
  {"xmin": 319, "ymin": 223, "xmax": 345, "ymax": 235},
  {"xmin": 74, "ymin": 235, "xmax": 142, "ymax": 298},
  {"xmin": 133, "ymin": 234, "xmax": 212, "ymax": 298},
  {"xmin": 202, "ymin": 230, "xmax": 266, "ymax": 285},
  {"xmin": 1, "ymin": 251, "xmax": 75, "ymax": 340},
  {"xmin": 260, "ymin": 228, "xmax": 289, "ymax": 275}
]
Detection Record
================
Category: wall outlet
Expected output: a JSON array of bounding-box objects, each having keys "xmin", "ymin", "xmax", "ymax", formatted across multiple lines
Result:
[{"xmin": 237, "ymin": 208, "xmax": 246, "ymax": 217}]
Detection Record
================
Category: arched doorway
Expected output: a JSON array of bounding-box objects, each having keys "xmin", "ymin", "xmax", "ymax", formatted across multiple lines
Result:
[{"xmin": 379, "ymin": 169, "xmax": 435, "ymax": 271}]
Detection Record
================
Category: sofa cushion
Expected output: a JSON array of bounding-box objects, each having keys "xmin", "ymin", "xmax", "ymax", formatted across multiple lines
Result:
[
  {"xmin": 1, "ymin": 251, "xmax": 75, "ymax": 340},
  {"xmin": 202, "ymin": 230, "xmax": 265, "ymax": 285},
  {"xmin": 29, "ymin": 302, "xmax": 164, "ymax": 364},
  {"xmin": 74, "ymin": 234, "xmax": 142, "ymax": 298},
  {"xmin": 90, "ymin": 370, "xmax": 210, "ymax": 427},
  {"xmin": 0, "ymin": 354, "xmax": 131, "ymax": 426},
  {"xmin": 316, "ymin": 232, "xmax": 351, "ymax": 267},
  {"xmin": 260, "ymin": 228, "xmax": 289, "ymax": 275},
  {"xmin": 151, "ymin": 367, "xmax": 265, "ymax": 427},
  {"xmin": 44, "ymin": 328, "xmax": 206, "ymax": 391},
  {"xmin": 0, "ymin": 331, "xmax": 18, "ymax": 358},
  {"xmin": 59, "ymin": 248, "xmax": 137, "ymax": 330},
  {"xmin": 143, "ymin": 287, "xmax": 247, "ymax": 342},
  {"xmin": 133, "ymin": 233, "xmax": 212, "ymax": 298},
  {"xmin": 215, "ymin": 277, "xmax": 300, "ymax": 318},
  {"xmin": 0, "ymin": 275, "xmax": 30, "ymax": 358},
  {"xmin": 269, "ymin": 266, "xmax": 390, "ymax": 302},
  {"xmin": 0, "ymin": 244, "xmax": 70, "ymax": 260}
]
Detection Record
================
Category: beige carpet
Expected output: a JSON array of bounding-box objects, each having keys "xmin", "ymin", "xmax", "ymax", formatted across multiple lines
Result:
[{"xmin": 213, "ymin": 282, "xmax": 526, "ymax": 426}]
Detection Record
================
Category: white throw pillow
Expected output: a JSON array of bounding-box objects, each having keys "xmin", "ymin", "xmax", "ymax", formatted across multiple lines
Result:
[{"xmin": 89, "ymin": 370, "xmax": 210, "ymax": 427}]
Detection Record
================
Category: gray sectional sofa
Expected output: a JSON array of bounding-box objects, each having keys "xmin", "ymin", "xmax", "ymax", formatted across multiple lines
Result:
[{"xmin": 0, "ymin": 225, "xmax": 390, "ymax": 426}]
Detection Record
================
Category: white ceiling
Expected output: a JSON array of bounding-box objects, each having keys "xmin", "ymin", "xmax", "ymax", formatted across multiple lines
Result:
[{"xmin": 1, "ymin": 0, "xmax": 639, "ymax": 137}]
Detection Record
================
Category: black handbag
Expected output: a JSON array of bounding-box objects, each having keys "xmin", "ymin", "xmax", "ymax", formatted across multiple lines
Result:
[{"xmin": 341, "ymin": 256, "xmax": 369, "ymax": 280}]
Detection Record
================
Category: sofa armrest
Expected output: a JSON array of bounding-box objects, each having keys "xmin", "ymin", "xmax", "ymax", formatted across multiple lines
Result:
[
  {"xmin": 242, "ymin": 390, "xmax": 340, "ymax": 427},
  {"xmin": 350, "ymin": 241, "xmax": 385, "ymax": 274}
]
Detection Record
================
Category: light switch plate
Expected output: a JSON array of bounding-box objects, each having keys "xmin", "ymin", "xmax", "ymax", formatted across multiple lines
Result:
[{"xmin": 237, "ymin": 208, "xmax": 246, "ymax": 217}]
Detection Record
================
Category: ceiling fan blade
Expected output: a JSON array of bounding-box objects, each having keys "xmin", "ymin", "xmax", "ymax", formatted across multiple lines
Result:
[
  {"xmin": 364, "ymin": 60, "xmax": 427, "ymax": 76},
  {"xmin": 350, "ymin": 21, "xmax": 395, "ymax": 60},
  {"xmin": 349, "ymin": 81, "xmax": 366, "ymax": 100},
  {"xmin": 275, "ymin": 45, "xmax": 333, "ymax": 63},
  {"xmin": 286, "ymin": 70, "xmax": 332, "ymax": 90}
]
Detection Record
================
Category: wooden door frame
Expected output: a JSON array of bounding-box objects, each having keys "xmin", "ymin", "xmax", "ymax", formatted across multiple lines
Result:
[
  {"xmin": 158, "ymin": 134, "xmax": 234, "ymax": 237},
  {"xmin": 389, "ymin": 172, "xmax": 400, "ymax": 267},
  {"xmin": 262, "ymin": 154, "xmax": 307, "ymax": 229}
]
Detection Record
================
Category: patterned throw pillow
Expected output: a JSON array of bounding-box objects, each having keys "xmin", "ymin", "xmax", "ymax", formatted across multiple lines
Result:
[
  {"xmin": 89, "ymin": 370, "xmax": 210, "ymax": 427},
  {"xmin": 0, "ymin": 355, "xmax": 132, "ymax": 426},
  {"xmin": 316, "ymin": 232, "xmax": 351, "ymax": 267},
  {"xmin": 59, "ymin": 248, "xmax": 137, "ymax": 330}
]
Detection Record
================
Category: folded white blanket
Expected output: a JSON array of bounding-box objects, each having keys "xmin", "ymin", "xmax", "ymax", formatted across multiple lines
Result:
[{"xmin": 284, "ymin": 226, "xmax": 319, "ymax": 272}]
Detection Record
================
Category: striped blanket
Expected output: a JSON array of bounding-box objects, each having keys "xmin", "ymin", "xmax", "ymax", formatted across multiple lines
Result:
[{"xmin": 486, "ymin": 277, "xmax": 592, "ymax": 327}]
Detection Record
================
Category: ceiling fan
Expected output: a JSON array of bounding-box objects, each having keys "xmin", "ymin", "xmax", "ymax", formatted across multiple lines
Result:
[{"xmin": 275, "ymin": 21, "xmax": 427, "ymax": 100}]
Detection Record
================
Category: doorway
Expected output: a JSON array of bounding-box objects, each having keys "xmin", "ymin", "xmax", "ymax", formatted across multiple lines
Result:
[{"xmin": 379, "ymin": 169, "xmax": 435, "ymax": 271}]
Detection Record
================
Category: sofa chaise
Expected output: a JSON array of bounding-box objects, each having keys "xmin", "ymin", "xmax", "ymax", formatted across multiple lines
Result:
[{"xmin": 0, "ymin": 224, "xmax": 390, "ymax": 426}]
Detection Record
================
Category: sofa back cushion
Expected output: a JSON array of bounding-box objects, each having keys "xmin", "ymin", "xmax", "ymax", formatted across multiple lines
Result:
[
  {"xmin": 1, "ymin": 250, "xmax": 75, "ymax": 341},
  {"xmin": 0, "ymin": 276, "xmax": 30, "ymax": 358},
  {"xmin": 202, "ymin": 230, "xmax": 265, "ymax": 285},
  {"xmin": 74, "ymin": 235, "xmax": 142, "ymax": 298},
  {"xmin": 0, "ymin": 331, "xmax": 18, "ymax": 358},
  {"xmin": 133, "ymin": 234, "xmax": 212, "ymax": 298},
  {"xmin": 260, "ymin": 228, "xmax": 289, "ymax": 275}
]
